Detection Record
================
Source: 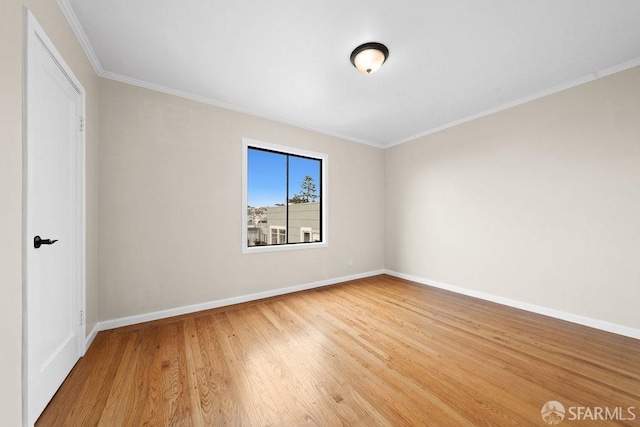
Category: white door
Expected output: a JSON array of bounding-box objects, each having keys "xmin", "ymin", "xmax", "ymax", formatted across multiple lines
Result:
[{"xmin": 24, "ymin": 11, "xmax": 85, "ymax": 426}]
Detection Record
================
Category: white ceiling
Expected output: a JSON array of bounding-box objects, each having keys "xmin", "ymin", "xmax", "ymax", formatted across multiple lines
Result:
[{"xmin": 64, "ymin": 0, "xmax": 640, "ymax": 147}]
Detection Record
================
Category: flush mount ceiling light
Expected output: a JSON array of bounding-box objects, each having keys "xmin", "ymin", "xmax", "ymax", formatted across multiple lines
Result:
[{"xmin": 350, "ymin": 42, "xmax": 389, "ymax": 74}]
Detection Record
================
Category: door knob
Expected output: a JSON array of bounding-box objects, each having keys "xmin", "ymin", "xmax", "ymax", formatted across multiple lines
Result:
[{"xmin": 34, "ymin": 235, "xmax": 58, "ymax": 249}]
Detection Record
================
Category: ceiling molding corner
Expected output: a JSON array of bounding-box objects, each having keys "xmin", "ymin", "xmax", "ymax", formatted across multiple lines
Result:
[
  {"xmin": 56, "ymin": 0, "xmax": 104, "ymax": 75},
  {"xmin": 383, "ymin": 56, "xmax": 640, "ymax": 149}
]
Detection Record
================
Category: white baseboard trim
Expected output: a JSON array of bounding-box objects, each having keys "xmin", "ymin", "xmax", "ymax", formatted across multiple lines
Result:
[
  {"xmin": 384, "ymin": 270, "xmax": 640, "ymax": 340},
  {"xmin": 84, "ymin": 324, "xmax": 99, "ymax": 353},
  {"xmin": 95, "ymin": 270, "xmax": 385, "ymax": 333}
]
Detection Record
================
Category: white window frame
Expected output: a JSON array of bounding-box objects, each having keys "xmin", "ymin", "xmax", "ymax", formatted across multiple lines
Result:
[{"xmin": 242, "ymin": 138, "xmax": 328, "ymax": 254}]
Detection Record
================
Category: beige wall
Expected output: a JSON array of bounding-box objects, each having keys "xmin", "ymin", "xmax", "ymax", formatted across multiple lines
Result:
[
  {"xmin": 385, "ymin": 66, "xmax": 640, "ymax": 330},
  {"xmin": 0, "ymin": 0, "xmax": 99, "ymax": 424},
  {"xmin": 98, "ymin": 78, "xmax": 384, "ymax": 321}
]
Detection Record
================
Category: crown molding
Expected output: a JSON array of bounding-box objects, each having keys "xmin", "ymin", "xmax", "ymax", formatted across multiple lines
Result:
[
  {"xmin": 384, "ymin": 56, "xmax": 640, "ymax": 149},
  {"xmin": 56, "ymin": 0, "xmax": 104, "ymax": 74},
  {"xmin": 99, "ymin": 70, "xmax": 382, "ymax": 148},
  {"xmin": 55, "ymin": 0, "xmax": 640, "ymax": 150},
  {"xmin": 57, "ymin": 0, "xmax": 382, "ymax": 148}
]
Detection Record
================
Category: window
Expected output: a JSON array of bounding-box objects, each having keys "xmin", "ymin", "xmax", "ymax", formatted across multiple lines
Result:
[
  {"xmin": 242, "ymin": 138, "xmax": 327, "ymax": 253},
  {"xmin": 300, "ymin": 227, "xmax": 312, "ymax": 243},
  {"xmin": 270, "ymin": 226, "xmax": 286, "ymax": 245}
]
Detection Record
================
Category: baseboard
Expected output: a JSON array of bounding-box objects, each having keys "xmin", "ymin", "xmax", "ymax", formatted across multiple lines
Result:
[
  {"xmin": 84, "ymin": 323, "xmax": 99, "ymax": 353},
  {"xmin": 95, "ymin": 270, "xmax": 385, "ymax": 332},
  {"xmin": 384, "ymin": 270, "xmax": 640, "ymax": 340}
]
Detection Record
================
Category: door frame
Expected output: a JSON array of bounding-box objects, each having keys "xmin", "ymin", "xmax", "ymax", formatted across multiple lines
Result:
[{"xmin": 22, "ymin": 8, "xmax": 86, "ymax": 426}]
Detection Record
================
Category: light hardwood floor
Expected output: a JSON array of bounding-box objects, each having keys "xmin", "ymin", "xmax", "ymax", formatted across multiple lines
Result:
[{"xmin": 37, "ymin": 275, "xmax": 640, "ymax": 426}]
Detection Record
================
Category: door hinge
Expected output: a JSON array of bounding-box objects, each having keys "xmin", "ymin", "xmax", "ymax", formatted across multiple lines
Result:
[
  {"xmin": 80, "ymin": 310, "xmax": 85, "ymax": 326},
  {"xmin": 79, "ymin": 116, "xmax": 85, "ymax": 132}
]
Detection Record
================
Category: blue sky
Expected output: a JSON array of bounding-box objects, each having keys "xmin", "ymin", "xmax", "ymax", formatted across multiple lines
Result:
[{"xmin": 248, "ymin": 148, "xmax": 320, "ymax": 207}]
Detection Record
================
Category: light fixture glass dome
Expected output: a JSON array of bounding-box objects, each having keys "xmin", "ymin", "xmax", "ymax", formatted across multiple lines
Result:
[{"xmin": 350, "ymin": 42, "xmax": 389, "ymax": 74}]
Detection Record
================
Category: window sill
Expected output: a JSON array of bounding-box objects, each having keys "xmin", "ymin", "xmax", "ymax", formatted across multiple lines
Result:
[{"xmin": 242, "ymin": 241, "xmax": 328, "ymax": 254}]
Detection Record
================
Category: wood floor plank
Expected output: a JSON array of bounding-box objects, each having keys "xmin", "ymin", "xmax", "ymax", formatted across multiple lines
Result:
[
  {"xmin": 36, "ymin": 275, "xmax": 640, "ymax": 426},
  {"xmin": 194, "ymin": 314, "xmax": 250, "ymax": 425},
  {"xmin": 274, "ymin": 301, "xmax": 422, "ymax": 426},
  {"xmin": 333, "ymin": 283, "xmax": 633, "ymax": 405},
  {"xmin": 214, "ymin": 311, "xmax": 295, "ymax": 425},
  {"xmin": 292, "ymin": 284, "xmax": 524, "ymax": 425},
  {"xmin": 259, "ymin": 300, "xmax": 391, "ymax": 426},
  {"xmin": 159, "ymin": 322, "xmax": 193, "ymax": 426},
  {"xmin": 137, "ymin": 326, "xmax": 165, "ymax": 426},
  {"xmin": 283, "ymin": 292, "xmax": 480, "ymax": 425},
  {"xmin": 98, "ymin": 331, "xmax": 143, "ymax": 426}
]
